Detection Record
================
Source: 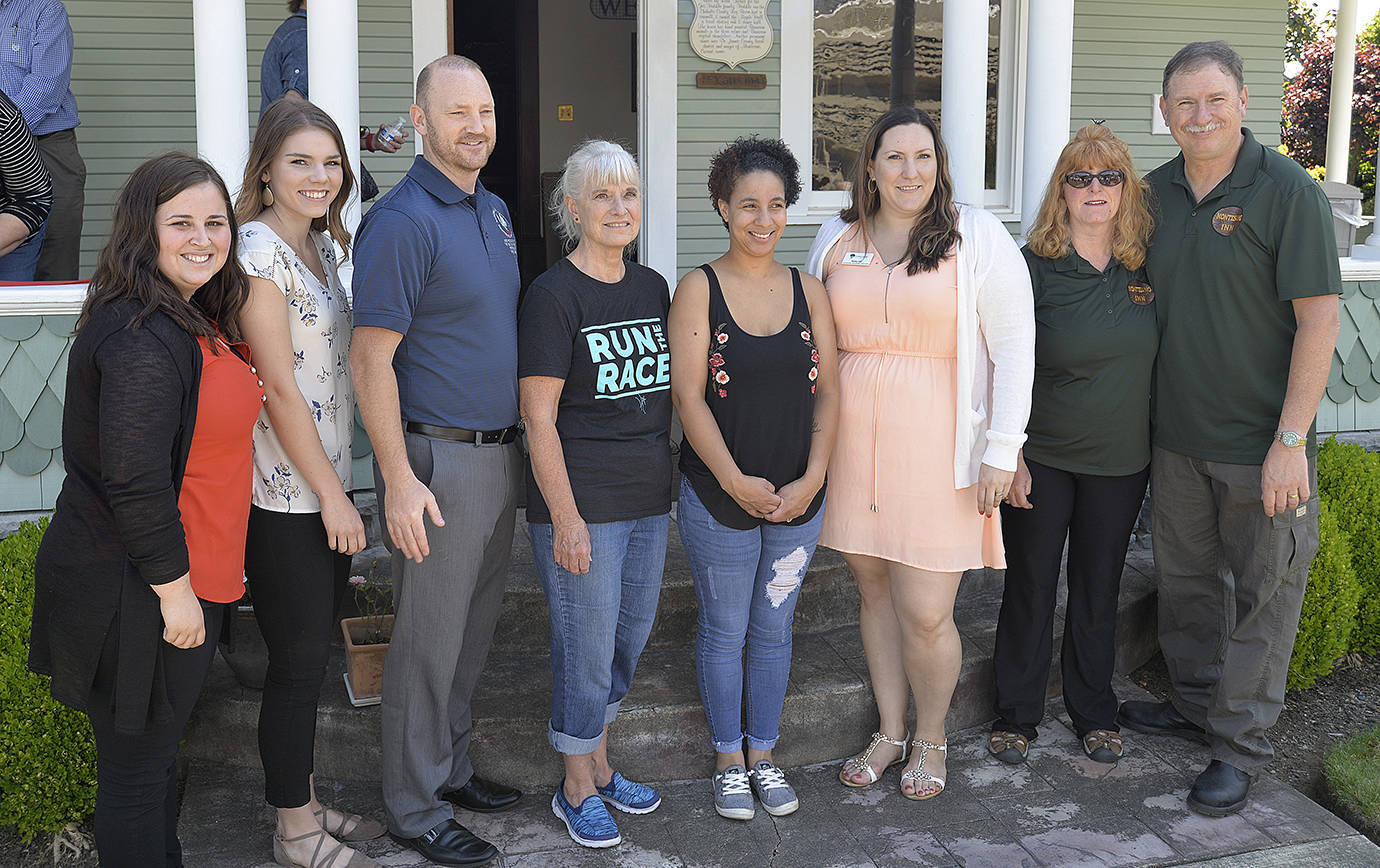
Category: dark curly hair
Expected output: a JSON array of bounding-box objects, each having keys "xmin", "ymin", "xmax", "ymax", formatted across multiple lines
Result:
[{"xmin": 707, "ymin": 136, "xmax": 801, "ymax": 228}]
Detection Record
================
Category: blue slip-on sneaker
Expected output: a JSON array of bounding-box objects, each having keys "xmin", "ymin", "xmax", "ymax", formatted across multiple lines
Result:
[
  {"xmin": 596, "ymin": 771, "xmax": 662, "ymax": 814},
  {"xmin": 552, "ymin": 785, "xmax": 621, "ymax": 848}
]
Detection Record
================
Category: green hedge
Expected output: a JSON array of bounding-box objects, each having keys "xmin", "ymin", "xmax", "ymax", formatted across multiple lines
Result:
[
  {"xmin": 0, "ymin": 519, "xmax": 97, "ymax": 840},
  {"xmin": 1290, "ymin": 438, "xmax": 1380, "ymax": 689}
]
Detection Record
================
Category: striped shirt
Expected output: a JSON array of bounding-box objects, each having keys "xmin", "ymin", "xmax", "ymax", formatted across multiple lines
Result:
[
  {"xmin": 0, "ymin": 90, "xmax": 51, "ymax": 237},
  {"xmin": 0, "ymin": 0, "xmax": 79, "ymax": 136}
]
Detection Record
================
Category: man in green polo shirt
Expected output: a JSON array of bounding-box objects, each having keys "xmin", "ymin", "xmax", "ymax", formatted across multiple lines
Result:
[{"xmin": 1116, "ymin": 41, "xmax": 1341, "ymax": 817}]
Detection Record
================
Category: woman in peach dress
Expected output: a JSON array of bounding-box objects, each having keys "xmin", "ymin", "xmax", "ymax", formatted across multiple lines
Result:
[{"xmin": 805, "ymin": 107, "xmax": 1034, "ymax": 800}]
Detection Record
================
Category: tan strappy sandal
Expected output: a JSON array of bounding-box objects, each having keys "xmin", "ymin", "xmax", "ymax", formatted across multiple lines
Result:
[
  {"xmin": 901, "ymin": 737, "xmax": 947, "ymax": 801},
  {"xmin": 1081, "ymin": 729, "xmax": 1124, "ymax": 764},
  {"xmin": 313, "ymin": 806, "xmax": 385, "ymax": 843},
  {"xmin": 839, "ymin": 731, "xmax": 909, "ymax": 787},
  {"xmin": 273, "ymin": 827, "xmax": 381, "ymax": 868}
]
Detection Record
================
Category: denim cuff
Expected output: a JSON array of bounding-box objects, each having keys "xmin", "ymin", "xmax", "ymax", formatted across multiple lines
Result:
[
  {"xmin": 604, "ymin": 699, "xmax": 622, "ymax": 726},
  {"xmin": 548, "ymin": 720, "xmax": 606, "ymax": 756},
  {"xmin": 712, "ymin": 732, "xmax": 745, "ymax": 754},
  {"xmin": 745, "ymin": 732, "xmax": 780, "ymax": 752}
]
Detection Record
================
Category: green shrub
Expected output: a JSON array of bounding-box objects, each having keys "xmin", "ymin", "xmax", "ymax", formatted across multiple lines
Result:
[
  {"xmin": 1288, "ymin": 500, "xmax": 1360, "ymax": 689},
  {"xmin": 1315, "ymin": 437, "xmax": 1380, "ymax": 655},
  {"xmin": 0, "ymin": 519, "xmax": 97, "ymax": 840}
]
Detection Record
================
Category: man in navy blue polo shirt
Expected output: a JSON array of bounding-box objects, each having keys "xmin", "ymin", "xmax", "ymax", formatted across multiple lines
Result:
[{"xmin": 351, "ymin": 55, "xmax": 522, "ymax": 866}]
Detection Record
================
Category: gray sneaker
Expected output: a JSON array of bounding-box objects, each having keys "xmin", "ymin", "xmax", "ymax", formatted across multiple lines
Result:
[
  {"xmin": 749, "ymin": 760, "xmax": 799, "ymax": 816},
  {"xmin": 713, "ymin": 765, "xmax": 754, "ymax": 820}
]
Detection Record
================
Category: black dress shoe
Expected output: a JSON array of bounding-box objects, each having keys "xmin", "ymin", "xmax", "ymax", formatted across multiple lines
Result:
[
  {"xmin": 1116, "ymin": 700, "xmax": 1210, "ymax": 745},
  {"xmin": 391, "ymin": 818, "xmax": 497, "ymax": 866},
  {"xmin": 443, "ymin": 775, "xmax": 523, "ymax": 813},
  {"xmin": 1188, "ymin": 759, "xmax": 1252, "ymax": 817}
]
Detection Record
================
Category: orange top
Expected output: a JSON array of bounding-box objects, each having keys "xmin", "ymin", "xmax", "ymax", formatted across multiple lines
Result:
[{"xmin": 179, "ymin": 336, "xmax": 265, "ymax": 602}]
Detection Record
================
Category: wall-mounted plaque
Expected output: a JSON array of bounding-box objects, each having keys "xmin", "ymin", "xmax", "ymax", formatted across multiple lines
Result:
[{"xmin": 688, "ymin": 0, "xmax": 772, "ymax": 69}]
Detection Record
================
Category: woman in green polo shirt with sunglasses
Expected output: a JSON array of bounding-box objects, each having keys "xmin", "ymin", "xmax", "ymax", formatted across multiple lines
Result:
[{"xmin": 988, "ymin": 124, "xmax": 1157, "ymax": 767}]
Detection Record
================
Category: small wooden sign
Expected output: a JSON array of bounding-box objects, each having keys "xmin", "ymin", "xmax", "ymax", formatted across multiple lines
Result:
[{"xmin": 696, "ymin": 72, "xmax": 767, "ymax": 90}]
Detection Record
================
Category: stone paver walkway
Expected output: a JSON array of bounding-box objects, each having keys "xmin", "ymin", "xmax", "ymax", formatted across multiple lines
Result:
[{"xmin": 177, "ymin": 679, "xmax": 1378, "ymax": 867}]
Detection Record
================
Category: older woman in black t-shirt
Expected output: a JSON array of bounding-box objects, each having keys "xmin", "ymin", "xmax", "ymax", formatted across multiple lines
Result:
[
  {"xmin": 518, "ymin": 140, "xmax": 671, "ymax": 850},
  {"xmin": 989, "ymin": 124, "xmax": 1156, "ymax": 767}
]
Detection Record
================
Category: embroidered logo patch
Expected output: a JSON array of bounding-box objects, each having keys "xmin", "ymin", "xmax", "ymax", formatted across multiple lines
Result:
[
  {"xmin": 493, "ymin": 208, "xmax": 517, "ymax": 256},
  {"xmin": 1212, "ymin": 206, "xmax": 1243, "ymax": 236},
  {"xmin": 1127, "ymin": 281, "xmax": 1154, "ymax": 305}
]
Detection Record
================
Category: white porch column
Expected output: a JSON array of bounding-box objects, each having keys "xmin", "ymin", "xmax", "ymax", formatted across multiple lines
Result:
[
  {"xmin": 192, "ymin": 0, "xmax": 249, "ymax": 197},
  {"xmin": 308, "ymin": 0, "xmax": 362, "ymax": 233},
  {"xmin": 1020, "ymin": 0, "xmax": 1074, "ymax": 235},
  {"xmin": 1327, "ymin": 0, "xmax": 1360, "ymax": 182},
  {"xmin": 640, "ymin": 0, "xmax": 677, "ymax": 281},
  {"xmin": 941, "ymin": 0, "xmax": 988, "ymax": 205},
  {"xmin": 412, "ymin": 0, "xmax": 449, "ymax": 159}
]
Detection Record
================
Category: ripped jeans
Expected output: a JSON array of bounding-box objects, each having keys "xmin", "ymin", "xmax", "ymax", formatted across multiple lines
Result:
[{"xmin": 677, "ymin": 477, "xmax": 825, "ymax": 753}]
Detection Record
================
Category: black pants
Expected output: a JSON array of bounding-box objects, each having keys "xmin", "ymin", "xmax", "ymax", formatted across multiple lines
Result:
[
  {"xmin": 87, "ymin": 598, "xmax": 227, "ymax": 868},
  {"xmin": 992, "ymin": 459, "xmax": 1149, "ymax": 740},
  {"xmin": 33, "ymin": 127, "xmax": 85, "ymax": 282},
  {"xmin": 244, "ymin": 506, "xmax": 352, "ymax": 808}
]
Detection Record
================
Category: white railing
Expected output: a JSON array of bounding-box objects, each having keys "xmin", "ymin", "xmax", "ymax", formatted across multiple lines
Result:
[{"xmin": 0, "ymin": 282, "xmax": 87, "ymax": 316}]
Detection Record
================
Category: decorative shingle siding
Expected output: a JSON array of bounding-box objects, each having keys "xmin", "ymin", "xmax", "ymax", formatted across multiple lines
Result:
[
  {"xmin": 0, "ymin": 316, "xmax": 75, "ymax": 509},
  {"xmin": 1320, "ymin": 281, "xmax": 1380, "ymax": 432}
]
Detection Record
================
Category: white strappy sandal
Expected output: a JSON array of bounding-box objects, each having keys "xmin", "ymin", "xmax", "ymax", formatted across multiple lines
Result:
[
  {"xmin": 839, "ymin": 731, "xmax": 909, "ymax": 787},
  {"xmin": 901, "ymin": 737, "xmax": 947, "ymax": 800}
]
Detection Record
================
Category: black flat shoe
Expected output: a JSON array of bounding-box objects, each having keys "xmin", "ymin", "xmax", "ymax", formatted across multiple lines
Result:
[
  {"xmin": 443, "ymin": 775, "xmax": 523, "ymax": 813},
  {"xmin": 1116, "ymin": 700, "xmax": 1210, "ymax": 745},
  {"xmin": 390, "ymin": 818, "xmax": 497, "ymax": 866},
  {"xmin": 1187, "ymin": 759, "xmax": 1252, "ymax": 817}
]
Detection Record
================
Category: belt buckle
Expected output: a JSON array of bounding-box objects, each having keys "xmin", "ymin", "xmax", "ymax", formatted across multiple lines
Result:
[{"xmin": 481, "ymin": 429, "xmax": 502, "ymax": 444}]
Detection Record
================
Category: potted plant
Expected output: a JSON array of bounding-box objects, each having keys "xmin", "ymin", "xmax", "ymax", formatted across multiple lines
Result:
[{"xmin": 340, "ymin": 568, "xmax": 393, "ymax": 706}]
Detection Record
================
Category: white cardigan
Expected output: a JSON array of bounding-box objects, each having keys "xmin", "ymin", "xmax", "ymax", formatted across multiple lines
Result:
[{"xmin": 805, "ymin": 205, "xmax": 1035, "ymax": 489}]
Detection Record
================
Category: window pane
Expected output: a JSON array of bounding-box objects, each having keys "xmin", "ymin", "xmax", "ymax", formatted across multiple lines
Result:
[{"xmin": 812, "ymin": 0, "xmax": 1002, "ymax": 192}]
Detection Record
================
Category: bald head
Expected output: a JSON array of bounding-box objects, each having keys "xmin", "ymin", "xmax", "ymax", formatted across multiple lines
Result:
[{"xmin": 416, "ymin": 55, "xmax": 485, "ymax": 112}]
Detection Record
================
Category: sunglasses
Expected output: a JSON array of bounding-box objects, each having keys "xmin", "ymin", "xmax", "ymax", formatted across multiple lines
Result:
[{"xmin": 1065, "ymin": 170, "xmax": 1125, "ymax": 188}]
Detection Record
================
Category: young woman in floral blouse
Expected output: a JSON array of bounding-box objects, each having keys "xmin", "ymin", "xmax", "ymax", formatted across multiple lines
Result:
[
  {"xmin": 234, "ymin": 98, "xmax": 383, "ymax": 868},
  {"xmin": 668, "ymin": 137, "xmax": 839, "ymax": 822}
]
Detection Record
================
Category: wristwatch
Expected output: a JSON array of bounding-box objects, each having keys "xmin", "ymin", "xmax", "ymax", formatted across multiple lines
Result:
[{"xmin": 1275, "ymin": 430, "xmax": 1305, "ymax": 448}]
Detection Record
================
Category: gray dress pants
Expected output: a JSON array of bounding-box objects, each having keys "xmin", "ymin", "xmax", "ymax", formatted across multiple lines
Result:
[
  {"xmin": 1150, "ymin": 446, "xmax": 1320, "ymax": 772},
  {"xmin": 377, "ymin": 432, "xmax": 520, "ymax": 837}
]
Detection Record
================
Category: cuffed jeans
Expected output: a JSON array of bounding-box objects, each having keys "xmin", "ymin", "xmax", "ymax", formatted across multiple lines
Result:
[
  {"xmin": 678, "ymin": 477, "xmax": 824, "ymax": 753},
  {"xmin": 528, "ymin": 513, "xmax": 669, "ymax": 754},
  {"xmin": 1151, "ymin": 446, "xmax": 1319, "ymax": 771},
  {"xmin": 993, "ymin": 459, "xmax": 1149, "ymax": 740}
]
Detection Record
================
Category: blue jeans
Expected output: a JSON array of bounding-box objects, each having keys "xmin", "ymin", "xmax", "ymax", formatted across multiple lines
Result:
[
  {"xmin": 678, "ymin": 477, "xmax": 824, "ymax": 753},
  {"xmin": 0, "ymin": 223, "xmax": 46, "ymax": 282},
  {"xmin": 529, "ymin": 512, "xmax": 669, "ymax": 755}
]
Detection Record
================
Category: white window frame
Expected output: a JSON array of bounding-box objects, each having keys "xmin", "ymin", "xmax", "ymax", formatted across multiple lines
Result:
[{"xmin": 781, "ymin": 1, "xmax": 1028, "ymax": 223}]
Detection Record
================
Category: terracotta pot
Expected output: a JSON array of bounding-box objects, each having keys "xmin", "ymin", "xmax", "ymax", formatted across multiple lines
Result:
[{"xmin": 340, "ymin": 615, "xmax": 393, "ymax": 704}]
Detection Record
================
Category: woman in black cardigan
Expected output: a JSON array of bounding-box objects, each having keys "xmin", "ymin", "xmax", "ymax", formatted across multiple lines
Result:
[{"xmin": 29, "ymin": 153, "xmax": 259, "ymax": 867}]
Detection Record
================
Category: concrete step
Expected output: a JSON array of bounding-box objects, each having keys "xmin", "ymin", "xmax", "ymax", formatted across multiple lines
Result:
[{"xmin": 184, "ymin": 546, "xmax": 1159, "ymax": 788}]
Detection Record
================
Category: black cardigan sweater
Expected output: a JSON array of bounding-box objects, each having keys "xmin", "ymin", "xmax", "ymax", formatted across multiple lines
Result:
[{"xmin": 29, "ymin": 299, "xmax": 203, "ymax": 735}]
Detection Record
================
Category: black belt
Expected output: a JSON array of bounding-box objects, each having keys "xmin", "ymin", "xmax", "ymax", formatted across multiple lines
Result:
[{"xmin": 405, "ymin": 421, "xmax": 521, "ymax": 444}]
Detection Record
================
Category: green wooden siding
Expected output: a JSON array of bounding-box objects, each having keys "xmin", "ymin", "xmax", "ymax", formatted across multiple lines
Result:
[
  {"xmin": 70, "ymin": 0, "xmax": 415, "ymax": 278},
  {"xmin": 1070, "ymin": 0, "xmax": 1286, "ymax": 175}
]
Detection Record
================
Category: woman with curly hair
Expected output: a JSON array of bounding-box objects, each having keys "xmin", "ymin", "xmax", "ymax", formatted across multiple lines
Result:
[
  {"xmin": 806, "ymin": 107, "xmax": 1034, "ymax": 800},
  {"xmin": 28, "ymin": 153, "xmax": 261, "ymax": 866},
  {"xmin": 987, "ymin": 123, "xmax": 1156, "ymax": 767},
  {"xmin": 669, "ymin": 136, "xmax": 839, "ymax": 821}
]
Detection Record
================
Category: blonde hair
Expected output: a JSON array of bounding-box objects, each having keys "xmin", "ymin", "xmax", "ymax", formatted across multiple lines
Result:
[{"xmin": 1025, "ymin": 124, "xmax": 1152, "ymax": 271}]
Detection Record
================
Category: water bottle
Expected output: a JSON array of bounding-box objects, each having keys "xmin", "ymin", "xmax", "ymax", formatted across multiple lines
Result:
[{"xmin": 378, "ymin": 116, "xmax": 408, "ymax": 147}]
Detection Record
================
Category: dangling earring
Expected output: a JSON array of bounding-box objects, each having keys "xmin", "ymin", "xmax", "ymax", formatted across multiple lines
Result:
[
  {"xmin": 867, "ymin": 176, "xmax": 877, "ymax": 194},
  {"xmin": 573, "ymin": 215, "xmax": 580, "ymax": 223},
  {"xmin": 262, "ymin": 183, "xmax": 275, "ymax": 208}
]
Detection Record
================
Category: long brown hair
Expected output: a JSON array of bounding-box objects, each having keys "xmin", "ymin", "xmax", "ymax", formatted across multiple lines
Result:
[
  {"xmin": 235, "ymin": 97, "xmax": 356, "ymax": 254},
  {"xmin": 1025, "ymin": 124, "xmax": 1152, "ymax": 271},
  {"xmin": 80, "ymin": 153, "xmax": 249, "ymax": 341},
  {"xmin": 841, "ymin": 106, "xmax": 960, "ymax": 275}
]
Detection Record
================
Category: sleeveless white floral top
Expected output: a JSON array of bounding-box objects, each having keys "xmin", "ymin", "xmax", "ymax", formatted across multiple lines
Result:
[{"xmin": 239, "ymin": 221, "xmax": 354, "ymax": 512}]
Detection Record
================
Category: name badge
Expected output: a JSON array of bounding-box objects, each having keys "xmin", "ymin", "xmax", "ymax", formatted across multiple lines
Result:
[
  {"xmin": 1212, "ymin": 206, "xmax": 1243, "ymax": 236},
  {"xmin": 1127, "ymin": 281, "xmax": 1154, "ymax": 306},
  {"xmin": 841, "ymin": 251, "xmax": 874, "ymax": 266}
]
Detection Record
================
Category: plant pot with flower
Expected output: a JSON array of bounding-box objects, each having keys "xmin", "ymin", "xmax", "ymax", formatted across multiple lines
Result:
[{"xmin": 341, "ymin": 571, "xmax": 394, "ymax": 706}]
